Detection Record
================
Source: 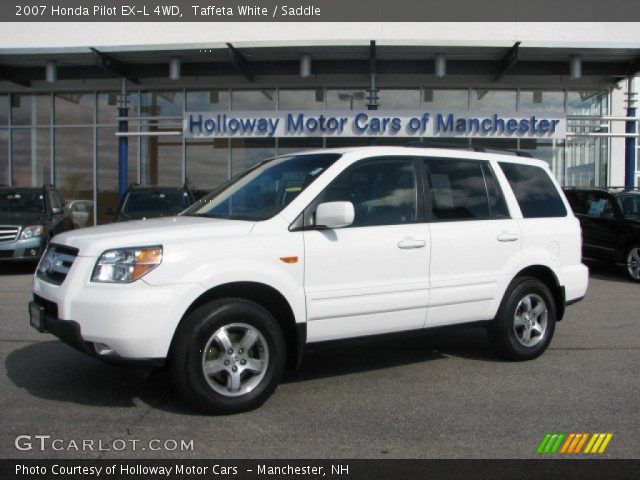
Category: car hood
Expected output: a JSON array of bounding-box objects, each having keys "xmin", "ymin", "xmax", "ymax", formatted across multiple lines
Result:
[
  {"xmin": 0, "ymin": 211, "xmax": 46, "ymax": 227},
  {"xmin": 52, "ymin": 215, "xmax": 256, "ymax": 257}
]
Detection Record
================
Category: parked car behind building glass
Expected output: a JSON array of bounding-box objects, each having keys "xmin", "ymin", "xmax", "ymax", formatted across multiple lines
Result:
[
  {"xmin": 65, "ymin": 200, "xmax": 94, "ymax": 229},
  {"xmin": 107, "ymin": 184, "xmax": 196, "ymax": 222}
]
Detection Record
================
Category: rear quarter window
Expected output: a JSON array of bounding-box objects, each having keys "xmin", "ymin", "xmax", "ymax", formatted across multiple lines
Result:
[{"xmin": 498, "ymin": 162, "xmax": 567, "ymax": 218}]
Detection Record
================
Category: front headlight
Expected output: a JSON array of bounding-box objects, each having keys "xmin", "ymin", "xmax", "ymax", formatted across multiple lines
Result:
[
  {"xmin": 91, "ymin": 246, "xmax": 163, "ymax": 283},
  {"xmin": 20, "ymin": 225, "xmax": 45, "ymax": 240}
]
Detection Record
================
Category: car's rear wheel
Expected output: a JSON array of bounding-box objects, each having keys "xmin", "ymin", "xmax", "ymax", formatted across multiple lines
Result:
[
  {"xmin": 625, "ymin": 245, "xmax": 640, "ymax": 282},
  {"xmin": 171, "ymin": 298, "xmax": 285, "ymax": 414},
  {"xmin": 489, "ymin": 277, "xmax": 556, "ymax": 361}
]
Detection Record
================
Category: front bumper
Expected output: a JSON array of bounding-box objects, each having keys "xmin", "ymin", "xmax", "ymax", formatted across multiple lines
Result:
[
  {"xmin": 30, "ymin": 295, "xmax": 164, "ymax": 366},
  {"xmin": 0, "ymin": 237, "xmax": 44, "ymax": 261},
  {"xmin": 31, "ymin": 255, "xmax": 200, "ymax": 360}
]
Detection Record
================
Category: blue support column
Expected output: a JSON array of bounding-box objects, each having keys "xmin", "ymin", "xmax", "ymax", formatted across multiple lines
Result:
[
  {"xmin": 625, "ymin": 105, "xmax": 636, "ymax": 187},
  {"xmin": 367, "ymin": 40, "xmax": 378, "ymax": 146},
  {"xmin": 118, "ymin": 104, "xmax": 129, "ymax": 198}
]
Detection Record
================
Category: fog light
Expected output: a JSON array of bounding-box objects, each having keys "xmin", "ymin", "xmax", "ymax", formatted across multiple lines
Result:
[
  {"xmin": 26, "ymin": 248, "xmax": 40, "ymax": 257},
  {"xmin": 93, "ymin": 343, "xmax": 117, "ymax": 356}
]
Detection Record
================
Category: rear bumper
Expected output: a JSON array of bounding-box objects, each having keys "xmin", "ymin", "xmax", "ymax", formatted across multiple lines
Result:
[{"xmin": 558, "ymin": 263, "xmax": 589, "ymax": 304}]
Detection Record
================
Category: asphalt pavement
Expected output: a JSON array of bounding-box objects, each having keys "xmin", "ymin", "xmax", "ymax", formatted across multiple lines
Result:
[{"xmin": 1, "ymin": 260, "xmax": 638, "ymax": 459}]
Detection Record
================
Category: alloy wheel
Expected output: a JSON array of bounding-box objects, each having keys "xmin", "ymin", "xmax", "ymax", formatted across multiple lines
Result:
[
  {"xmin": 201, "ymin": 323, "xmax": 269, "ymax": 397},
  {"xmin": 626, "ymin": 247, "xmax": 640, "ymax": 281},
  {"xmin": 513, "ymin": 293, "xmax": 548, "ymax": 347}
]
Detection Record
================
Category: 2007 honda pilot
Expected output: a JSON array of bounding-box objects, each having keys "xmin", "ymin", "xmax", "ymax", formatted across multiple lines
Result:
[{"xmin": 29, "ymin": 146, "xmax": 588, "ymax": 413}]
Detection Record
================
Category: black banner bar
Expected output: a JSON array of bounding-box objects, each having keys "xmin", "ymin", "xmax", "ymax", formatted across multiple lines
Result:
[
  {"xmin": 2, "ymin": 0, "xmax": 640, "ymax": 22},
  {"xmin": 2, "ymin": 459, "xmax": 640, "ymax": 480}
]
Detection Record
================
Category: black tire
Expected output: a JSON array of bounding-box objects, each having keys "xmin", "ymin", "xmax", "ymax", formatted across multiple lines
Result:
[
  {"xmin": 171, "ymin": 298, "xmax": 286, "ymax": 414},
  {"xmin": 488, "ymin": 276, "xmax": 556, "ymax": 361},
  {"xmin": 624, "ymin": 245, "xmax": 640, "ymax": 282}
]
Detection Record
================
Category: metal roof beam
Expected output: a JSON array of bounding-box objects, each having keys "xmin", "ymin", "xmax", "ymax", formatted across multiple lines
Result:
[
  {"xmin": 370, "ymin": 40, "xmax": 376, "ymax": 74},
  {"xmin": 626, "ymin": 55, "xmax": 640, "ymax": 77},
  {"xmin": 90, "ymin": 48, "xmax": 139, "ymax": 84},
  {"xmin": 226, "ymin": 43, "xmax": 254, "ymax": 82},
  {"xmin": 494, "ymin": 42, "xmax": 521, "ymax": 82}
]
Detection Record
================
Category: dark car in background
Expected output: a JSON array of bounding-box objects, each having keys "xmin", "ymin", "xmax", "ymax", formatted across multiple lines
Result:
[
  {"xmin": 107, "ymin": 184, "xmax": 196, "ymax": 222},
  {"xmin": 563, "ymin": 187, "xmax": 640, "ymax": 281},
  {"xmin": 0, "ymin": 185, "xmax": 75, "ymax": 263}
]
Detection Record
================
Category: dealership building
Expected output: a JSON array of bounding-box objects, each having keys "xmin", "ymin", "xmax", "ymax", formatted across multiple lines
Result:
[{"xmin": 0, "ymin": 22, "xmax": 638, "ymax": 223}]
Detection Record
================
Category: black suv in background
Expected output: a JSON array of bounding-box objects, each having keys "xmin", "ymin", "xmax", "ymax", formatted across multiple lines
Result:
[
  {"xmin": 107, "ymin": 184, "xmax": 196, "ymax": 222},
  {"xmin": 0, "ymin": 185, "xmax": 75, "ymax": 263},
  {"xmin": 563, "ymin": 187, "xmax": 640, "ymax": 281}
]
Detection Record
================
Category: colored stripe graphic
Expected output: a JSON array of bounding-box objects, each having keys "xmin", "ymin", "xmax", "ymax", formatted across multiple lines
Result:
[
  {"xmin": 550, "ymin": 433, "xmax": 565, "ymax": 453},
  {"xmin": 585, "ymin": 433, "xmax": 614, "ymax": 454},
  {"xmin": 537, "ymin": 434, "xmax": 552, "ymax": 454},
  {"xmin": 560, "ymin": 433, "xmax": 575, "ymax": 453},
  {"xmin": 574, "ymin": 433, "xmax": 589, "ymax": 453},
  {"xmin": 539, "ymin": 433, "xmax": 613, "ymax": 454},
  {"xmin": 567, "ymin": 434, "xmax": 582, "ymax": 453}
]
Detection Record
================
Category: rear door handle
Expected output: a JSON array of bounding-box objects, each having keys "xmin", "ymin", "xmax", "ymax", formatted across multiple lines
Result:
[
  {"xmin": 398, "ymin": 238, "xmax": 427, "ymax": 249},
  {"xmin": 497, "ymin": 231, "xmax": 519, "ymax": 242}
]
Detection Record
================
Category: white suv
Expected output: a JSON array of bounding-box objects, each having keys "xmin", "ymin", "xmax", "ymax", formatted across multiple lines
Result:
[{"xmin": 29, "ymin": 146, "xmax": 588, "ymax": 413}]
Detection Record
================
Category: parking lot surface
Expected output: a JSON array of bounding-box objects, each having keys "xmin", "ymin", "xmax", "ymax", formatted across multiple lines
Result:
[{"xmin": 1, "ymin": 261, "xmax": 638, "ymax": 459}]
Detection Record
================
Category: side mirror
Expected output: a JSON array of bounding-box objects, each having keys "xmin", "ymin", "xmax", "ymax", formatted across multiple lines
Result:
[
  {"xmin": 315, "ymin": 201, "xmax": 355, "ymax": 229},
  {"xmin": 51, "ymin": 207, "xmax": 63, "ymax": 215},
  {"xmin": 105, "ymin": 207, "xmax": 116, "ymax": 216}
]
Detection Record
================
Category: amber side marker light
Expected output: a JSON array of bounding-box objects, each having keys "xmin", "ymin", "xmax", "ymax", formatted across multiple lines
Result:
[{"xmin": 280, "ymin": 256, "xmax": 298, "ymax": 264}]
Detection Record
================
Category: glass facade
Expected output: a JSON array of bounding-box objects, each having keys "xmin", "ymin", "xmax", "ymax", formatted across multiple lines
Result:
[{"xmin": 0, "ymin": 87, "xmax": 611, "ymax": 225}]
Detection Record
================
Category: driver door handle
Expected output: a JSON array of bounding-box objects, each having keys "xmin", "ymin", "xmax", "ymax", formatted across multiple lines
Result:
[
  {"xmin": 398, "ymin": 238, "xmax": 427, "ymax": 249},
  {"xmin": 497, "ymin": 231, "xmax": 519, "ymax": 242}
]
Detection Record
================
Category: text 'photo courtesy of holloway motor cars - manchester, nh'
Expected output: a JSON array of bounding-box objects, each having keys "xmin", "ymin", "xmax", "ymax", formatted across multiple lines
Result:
[{"xmin": 0, "ymin": 2, "xmax": 639, "ymax": 479}]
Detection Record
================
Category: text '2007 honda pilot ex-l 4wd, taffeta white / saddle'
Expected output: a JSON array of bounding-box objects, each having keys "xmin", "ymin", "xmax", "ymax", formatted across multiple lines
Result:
[{"xmin": 29, "ymin": 146, "xmax": 588, "ymax": 413}]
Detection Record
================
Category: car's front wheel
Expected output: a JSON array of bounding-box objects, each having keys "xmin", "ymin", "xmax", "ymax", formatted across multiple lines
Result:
[
  {"xmin": 625, "ymin": 245, "xmax": 640, "ymax": 282},
  {"xmin": 171, "ymin": 298, "xmax": 285, "ymax": 414},
  {"xmin": 489, "ymin": 277, "xmax": 556, "ymax": 361}
]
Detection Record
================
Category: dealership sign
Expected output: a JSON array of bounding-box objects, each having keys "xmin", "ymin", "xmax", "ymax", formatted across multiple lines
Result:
[{"xmin": 184, "ymin": 111, "xmax": 566, "ymax": 139}]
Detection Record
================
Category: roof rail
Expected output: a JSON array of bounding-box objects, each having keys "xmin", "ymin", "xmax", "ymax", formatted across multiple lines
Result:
[
  {"xmin": 562, "ymin": 185, "xmax": 640, "ymax": 192},
  {"xmin": 405, "ymin": 140, "xmax": 533, "ymax": 158}
]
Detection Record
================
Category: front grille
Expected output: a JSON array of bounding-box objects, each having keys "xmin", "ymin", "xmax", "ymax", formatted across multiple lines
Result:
[
  {"xmin": 0, "ymin": 250, "xmax": 13, "ymax": 259},
  {"xmin": 0, "ymin": 226, "xmax": 19, "ymax": 243},
  {"xmin": 33, "ymin": 294, "xmax": 59, "ymax": 319},
  {"xmin": 36, "ymin": 244, "xmax": 79, "ymax": 285}
]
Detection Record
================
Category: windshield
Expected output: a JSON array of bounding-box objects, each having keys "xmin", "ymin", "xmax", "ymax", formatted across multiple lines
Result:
[
  {"xmin": 619, "ymin": 194, "xmax": 640, "ymax": 219},
  {"xmin": 0, "ymin": 189, "xmax": 45, "ymax": 213},
  {"xmin": 121, "ymin": 189, "xmax": 192, "ymax": 215},
  {"xmin": 183, "ymin": 153, "xmax": 341, "ymax": 221}
]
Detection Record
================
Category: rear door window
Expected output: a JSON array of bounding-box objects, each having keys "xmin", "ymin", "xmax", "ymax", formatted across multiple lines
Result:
[
  {"xmin": 498, "ymin": 162, "xmax": 567, "ymax": 218},
  {"xmin": 482, "ymin": 163, "xmax": 510, "ymax": 219},
  {"xmin": 421, "ymin": 158, "xmax": 504, "ymax": 221}
]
